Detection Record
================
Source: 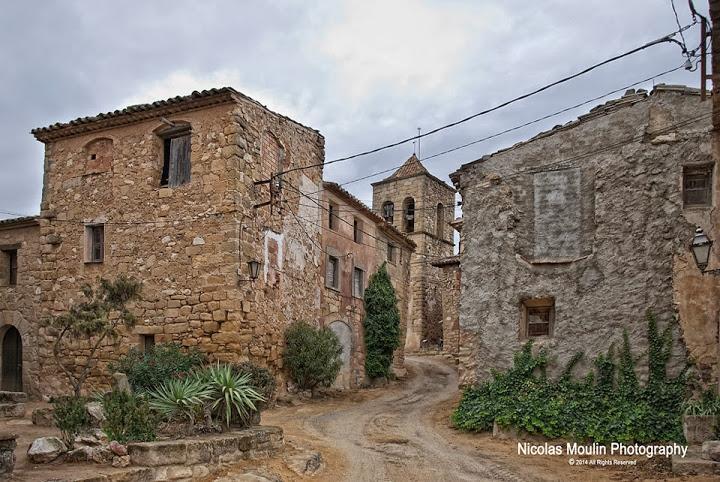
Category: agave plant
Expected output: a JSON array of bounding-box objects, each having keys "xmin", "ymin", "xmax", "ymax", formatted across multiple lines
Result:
[
  {"xmin": 148, "ymin": 376, "xmax": 212, "ymax": 424},
  {"xmin": 202, "ymin": 363, "xmax": 264, "ymax": 427}
]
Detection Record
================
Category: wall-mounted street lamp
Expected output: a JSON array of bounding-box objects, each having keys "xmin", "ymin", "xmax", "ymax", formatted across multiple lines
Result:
[
  {"xmin": 690, "ymin": 227, "xmax": 720, "ymax": 275},
  {"xmin": 239, "ymin": 259, "xmax": 261, "ymax": 282}
]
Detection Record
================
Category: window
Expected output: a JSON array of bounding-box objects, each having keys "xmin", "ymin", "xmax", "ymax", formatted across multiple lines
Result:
[
  {"xmin": 683, "ymin": 165, "xmax": 713, "ymax": 207},
  {"xmin": 387, "ymin": 243, "xmax": 396, "ymax": 263},
  {"xmin": 403, "ymin": 197, "xmax": 415, "ymax": 233},
  {"xmin": 328, "ymin": 202, "xmax": 338, "ymax": 231},
  {"xmin": 353, "ymin": 218, "xmax": 363, "ymax": 243},
  {"xmin": 521, "ymin": 298, "xmax": 555, "ymax": 338},
  {"xmin": 159, "ymin": 125, "xmax": 191, "ymax": 187},
  {"xmin": 326, "ymin": 255, "xmax": 340, "ymax": 289},
  {"xmin": 353, "ymin": 267, "xmax": 365, "ymax": 298},
  {"xmin": 85, "ymin": 224, "xmax": 104, "ymax": 263},
  {"xmin": 4, "ymin": 250, "xmax": 17, "ymax": 285},
  {"xmin": 140, "ymin": 334, "xmax": 155, "ymax": 353},
  {"xmin": 436, "ymin": 203, "xmax": 445, "ymax": 238},
  {"xmin": 382, "ymin": 201, "xmax": 394, "ymax": 224}
]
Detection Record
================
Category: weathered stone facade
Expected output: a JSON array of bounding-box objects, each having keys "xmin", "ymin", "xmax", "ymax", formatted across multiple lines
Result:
[
  {"xmin": 371, "ymin": 155, "xmax": 455, "ymax": 350},
  {"xmin": 1, "ymin": 88, "xmax": 327, "ymax": 396},
  {"xmin": 320, "ymin": 182, "xmax": 414, "ymax": 387},
  {"xmin": 451, "ymin": 86, "xmax": 719, "ymax": 386}
]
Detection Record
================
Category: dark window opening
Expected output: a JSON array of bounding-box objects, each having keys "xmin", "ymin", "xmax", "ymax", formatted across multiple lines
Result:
[
  {"xmin": 387, "ymin": 243, "xmax": 396, "ymax": 263},
  {"xmin": 382, "ymin": 201, "xmax": 394, "ymax": 224},
  {"xmin": 326, "ymin": 255, "xmax": 340, "ymax": 289},
  {"xmin": 353, "ymin": 218, "xmax": 363, "ymax": 243},
  {"xmin": 353, "ymin": 267, "xmax": 365, "ymax": 298},
  {"xmin": 329, "ymin": 202, "xmax": 339, "ymax": 231},
  {"xmin": 403, "ymin": 197, "xmax": 415, "ymax": 233},
  {"xmin": 683, "ymin": 165, "xmax": 713, "ymax": 207},
  {"xmin": 4, "ymin": 250, "xmax": 17, "ymax": 285},
  {"xmin": 159, "ymin": 127, "xmax": 191, "ymax": 188},
  {"xmin": 86, "ymin": 225, "xmax": 104, "ymax": 263},
  {"xmin": 89, "ymin": 153, "xmax": 97, "ymax": 160},
  {"xmin": 140, "ymin": 334, "xmax": 155, "ymax": 353},
  {"xmin": 436, "ymin": 203, "xmax": 445, "ymax": 238},
  {"xmin": 522, "ymin": 298, "xmax": 555, "ymax": 338}
]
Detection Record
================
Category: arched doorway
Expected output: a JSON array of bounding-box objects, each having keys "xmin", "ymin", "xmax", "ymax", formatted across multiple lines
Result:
[
  {"xmin": 1, "ymin": 326, "xmax": 22, "ymax": 392},
  {"xmin": 329, "ymin": 321, "xmax": 353, "ymax": 389}
]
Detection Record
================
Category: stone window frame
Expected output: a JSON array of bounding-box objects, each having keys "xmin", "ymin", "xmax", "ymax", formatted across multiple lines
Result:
[
  {"xmin": 683, "ymin": 163, "xmax": 713, "ymax": 208},
  {"xmin": 155, "ymin": 121, "xmax": 192, "ymax": 188},
  {"xmin": 520, "ymin": 297, "xmax": 555, "ymax": 339},
  {"xmin": 0, "ymin": 244, "xmax": 20, "ymax": 287},
  {"xmin": 352, "ymin": 265, "xmax": 365, "ymax": 299},
  {"xmin": 328, "ymin": 201, "xmax": 339, "ymax": 231},
  {"xmin": 84, "ymin": 224, "xmax": 105, "ymax": 264},
  {"xmin": 325, "ymin": 252, "xmax": 341, "ymax": 291}
]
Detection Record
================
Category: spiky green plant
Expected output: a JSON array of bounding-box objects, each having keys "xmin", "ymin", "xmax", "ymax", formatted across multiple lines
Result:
[
  {"xmin": 202, "ymin": 363, "xmax": 264, "ymax": 427},
  {"xmin": 147, "ymin": 376, "xmax": 211, "ymax": 424}
]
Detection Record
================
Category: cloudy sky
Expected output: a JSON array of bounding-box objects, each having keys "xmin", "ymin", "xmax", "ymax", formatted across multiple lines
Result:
[{"xmin": 0, "ymin": 0, "xmax": 709, "ymax": 219}]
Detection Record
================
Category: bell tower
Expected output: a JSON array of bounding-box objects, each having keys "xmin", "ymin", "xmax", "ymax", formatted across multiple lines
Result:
[{"xmin": 372, "ymin": 154, "xmax": 456, "ymax": 350}]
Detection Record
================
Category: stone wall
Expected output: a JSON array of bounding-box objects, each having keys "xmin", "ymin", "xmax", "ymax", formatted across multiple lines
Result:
[
  {"xmin": 0, "ymin": 219, "xmax": 41, "ymax": 397},
  {"xmin": 321, "ymin": 184, "xmax": 412, "ymax": 387},
  {"xmin": 371, "ymin": 159, "xmax": 455, "ymax": 350},
  {"xmin": 451, "ymin": 86, "xmax": 717, "ymax": 386},
  {"xmin": 432, "ymin": 258, "xmax": 461, "ymax": 359},
  {"xmin": 24, "ymin": 89, "xmax": 325, "ymax": 396}
]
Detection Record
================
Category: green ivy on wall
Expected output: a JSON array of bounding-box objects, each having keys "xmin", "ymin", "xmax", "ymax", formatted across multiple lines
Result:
[{"xmin": 452, "ymin": 311, "xmax": 688, "ymax": 443}]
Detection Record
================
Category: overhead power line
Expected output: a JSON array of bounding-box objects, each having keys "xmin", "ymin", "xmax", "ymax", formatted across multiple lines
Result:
[{"xmin": 271, "ymin": 24, "xmax": 696, "ymax": 180}]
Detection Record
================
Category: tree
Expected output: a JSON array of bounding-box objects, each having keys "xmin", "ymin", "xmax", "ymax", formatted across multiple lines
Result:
[
  {"xmin": 44, "ymin": 275, "xmax": 142, "ymax": 396},
  {"xmin": 363, "ymin": 263, "xmax": 401, "ymax": 379}
]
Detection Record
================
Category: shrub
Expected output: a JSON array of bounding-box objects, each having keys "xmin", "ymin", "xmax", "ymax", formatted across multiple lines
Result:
[
  {"xmin": 52, "ymin": 396, "xmax": 90, "ymax": 446},
  {"xmin": 147, "ymin": 377, "xmax": 211, "ymax": 424},
  {"xmin": 452, "ymin": 311, "xmax": 688, "ymax": 443},
  {"xmin": 233, "ymin": 362, "xmax": 276, "ymax": 407},
  {"xmin": 284, "ymin": 321, "xmax": 342, "ymax": 390},
  {"xmin": 109, "ymin": 343, "xmax": 205, "ymax": 392},
  {"xmin": 363, "ymin": 263, "xmax": 401, "ymax": 379},
  {"xmin": 201, "ymin": 363, "xmax": 264, "ymax": 426},
  {"xmin": 101, "ymin": 390, "xmax": 157, "ymax": 443}
]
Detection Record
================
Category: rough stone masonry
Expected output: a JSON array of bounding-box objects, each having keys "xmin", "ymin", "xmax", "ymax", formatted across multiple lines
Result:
[{"xmin": 451, "ymin": 85, "xmax": 720, "ymax": 386}]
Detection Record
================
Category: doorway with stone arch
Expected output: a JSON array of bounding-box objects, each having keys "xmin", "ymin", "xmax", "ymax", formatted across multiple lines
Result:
[
  {"xmin": 0, "ymin": 325, "xmax": 22, "ymax": 392},
  {"xmin": 328, "ymin": 320, "xmax": 353, "ymax": 389}
]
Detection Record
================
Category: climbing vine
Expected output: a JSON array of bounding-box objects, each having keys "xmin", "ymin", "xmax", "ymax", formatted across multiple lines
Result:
[
  {"xmin": 363, "ymin": 263, "xmax": 401, "ymax": 379},
  {"xmin": 452, "ymin": 311, "xmax": 688, "ymax": 443}
]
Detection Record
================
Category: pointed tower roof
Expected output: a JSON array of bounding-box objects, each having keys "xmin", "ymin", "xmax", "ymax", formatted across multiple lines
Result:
[{"xmin": 371, "ymin": 153, "xmax": 455, "ymax": 191}]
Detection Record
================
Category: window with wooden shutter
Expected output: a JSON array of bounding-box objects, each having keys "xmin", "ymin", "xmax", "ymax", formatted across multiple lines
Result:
[
  {"xmin": 353, "ymin": 218, "xmax": 362, "ymax": 243},
  {"xmin": 326, "ymin": 255, "xmax": 340, "ymax": 289},
  {"xmin": 85, "ymin": 224, "xmax": 104, "ymax": 263},
  {"xmin": 353, "ymin": 267, "xmax": 364, "ymax": 298},
  {"xmin": 387, "ymin": 243, "xmax": 396, "ymax": 263},
  {"xmin": 521, "ymin": 298, "xmax": 554, "ymax": 338},
  {"xmin": 329, "ymin": 202, "xmax": 338, "ymax": 231},
  {"xmin": 159, "ymin": 124, "xmax": 191, "ymax": 187},
  {"xmin": 683, "ymin": 165, "xmax": 713, "ymax": 207}
]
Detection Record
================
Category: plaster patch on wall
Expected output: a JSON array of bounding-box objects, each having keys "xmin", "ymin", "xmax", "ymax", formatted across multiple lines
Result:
[
  {"xmin": 533, "ymin": 168, "xmax": 581, "ymax": 259},
  {"xmin": 263, "ymin": 229, "xmax": 284, "ymax": 284},
  {"xmin": 297, "ymin": 174, "xmax": 321, "ymax": 235}
]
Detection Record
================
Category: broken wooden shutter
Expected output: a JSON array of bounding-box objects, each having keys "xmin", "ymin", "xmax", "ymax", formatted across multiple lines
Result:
[{"xmin": 169, "ymin": 134, "xmax": 191, "ymax": 187}]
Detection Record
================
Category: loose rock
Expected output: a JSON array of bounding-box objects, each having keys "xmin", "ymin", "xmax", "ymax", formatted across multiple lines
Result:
[{"xmin": 27, "ymin": 436, "xmax": 67, "ymax": 463}]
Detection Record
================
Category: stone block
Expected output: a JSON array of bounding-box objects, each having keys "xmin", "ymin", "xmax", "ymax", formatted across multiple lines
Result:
[
  {"xmin": 0, "ymin": 391, "xmax": 27, "ymax": 403},
  {"xmin": 702, "ymin": 440, "xmax": 720, "ymax": 461},
  {"xmin": 185, "ymin": 440, "xmax": 212, "ymax": 465},
  {"xmin": 27, "ymin": 436, "xmax": 67, "ymax": 463},
  {"xmin": 128, "ymin": 440, "xmax": 188, "ymax": 467},
  {"xmin": 166, "ymin": 465, "xmax": 193, "ymax": 479},
  {"xmin": 684, "ymin": 415, "xmax": 717, "ymax": 445},
  {"xmin": 0, "ymin": 403, "xmax": 25, "ymax": 419}
]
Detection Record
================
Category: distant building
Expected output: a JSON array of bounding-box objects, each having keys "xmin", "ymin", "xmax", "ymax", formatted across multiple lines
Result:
[
  {"xmin": 451, "ymin": 86, "xmax": 718, "ymax": 386},
  {"xmin": 372, "ymin": 154, "xmax": 456, "ymax": 350},
  {"xmin": 320, "ymin": 182, "xmax": 414, "ymax": 387}
]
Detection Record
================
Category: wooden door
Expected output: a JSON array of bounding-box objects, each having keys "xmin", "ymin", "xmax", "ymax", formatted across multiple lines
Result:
[{"xmin": 1, "ymin": 327, "xmax": 22, "ymax": 392}]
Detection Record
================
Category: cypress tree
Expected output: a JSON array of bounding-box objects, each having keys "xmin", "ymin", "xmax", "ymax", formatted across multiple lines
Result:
[{"xmin": 363, "ymin": 263, "xmax": 401, "ymax": 378}]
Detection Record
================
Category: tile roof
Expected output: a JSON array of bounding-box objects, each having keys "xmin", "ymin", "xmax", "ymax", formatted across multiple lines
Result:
[
  {"xmin": 430, "ymin": 255, "xmax": 460, "ymax": 267},
  {"xmin": 372, "ymin": 154, "xmax": 455, "ymax": 192},
  {"xmin": 31, "ymin": 87, "xmax": 322, "ymax": 142},
  {"xmin": 0, "ymin": 215, "xmax": 39, "ymax": 229},
  {"xmin": 322, "ymin": 182, "xmax": 415, "ymax": 249}
]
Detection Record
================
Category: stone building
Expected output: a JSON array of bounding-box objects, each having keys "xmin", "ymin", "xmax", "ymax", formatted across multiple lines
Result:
[
  {"xmin": 320, "ymin": 182, "xmax": 414, "ymax": 387},
  {"xmin": 1, "ymin": 87, "xmax": 328, "ymax": 396},
  {"xmin": 450, "ymin": 85, "xmax": 719, "ymax": 387},
  {"xmin": 372, "ymin": 154, "xmax": 456, "ymax": 350}
]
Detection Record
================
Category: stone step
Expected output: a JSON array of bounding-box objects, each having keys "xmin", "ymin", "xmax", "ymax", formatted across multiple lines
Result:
[
  {"xmin": 673, "ymin": 446, "xmax": 720, "ymax": 475},
  {"xmin": 0, "ymin": 391, "xmax": 27, "ymax": 403},
  {"xmin": 0, "ymin": 403, "xmax": 26, "ymax": 419}
]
